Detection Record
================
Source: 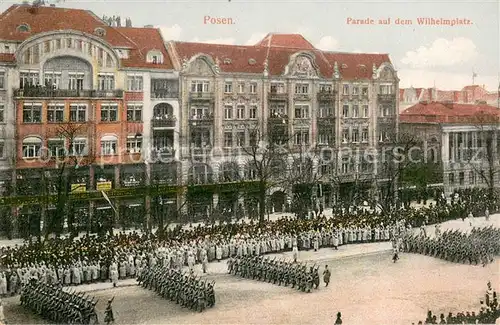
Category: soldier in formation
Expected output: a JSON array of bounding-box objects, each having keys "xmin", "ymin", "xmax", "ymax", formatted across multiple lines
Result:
[
  {"xmin": 20, "ymin": 279, "xmax": 99, "ymax": 324},
  {"xmin": 137, "ymin": 265, "xmax": 215, "ymax": 312},
  {"xmin": 401, "ymin": 226, "xmax": 500, "ymax": 266},
  {"xmin": 228, "ymin": 256, "xmax": 320, "ymax": 293}
]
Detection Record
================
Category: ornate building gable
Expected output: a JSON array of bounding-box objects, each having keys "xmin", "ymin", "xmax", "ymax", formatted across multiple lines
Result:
[
  {"xmin": 14, "ymin": 30, "xmax": 120, "ymax": 69},
  {"xmin": 373, "ymin": 62, "xmax": 398, "ymax": 81},
  {"xmin": 182, "ymin": 54, "xmax": 219, "ymax": 76},
  {"xmin": 283, "ymin": 53, "xmax": 320, "ymax": 78}
]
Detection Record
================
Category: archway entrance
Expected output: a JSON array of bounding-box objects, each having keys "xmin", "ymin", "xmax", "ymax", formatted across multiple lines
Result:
[{"xmin": 270, "ymin": 191, "xmax": 286, "ymax": 213}]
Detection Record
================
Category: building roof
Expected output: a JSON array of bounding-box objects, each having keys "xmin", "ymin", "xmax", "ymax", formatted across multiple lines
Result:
[
  {"xmin": 171, "ymin": 34, "xmax": 392, "ymax": 79},
  {"xmin": 0, "ymin": 4, "xmax": 174, "ymax": 69},
  {"xmin": 116, "ymin": 27, "xmax": 173, "ymax": 69},
  {"xmin": 400, "ymin": 101, "xmax": 500, "ymax": 124}
]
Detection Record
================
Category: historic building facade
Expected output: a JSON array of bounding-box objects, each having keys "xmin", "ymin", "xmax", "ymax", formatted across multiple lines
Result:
[
  {"xmin": 0, "ymin": 4, "xmax": 179, "ymax": 236},
  {"xmin": 400, "ymin": 101, "xmax": 500, "ymax": 195},
  {"xmin": 167, "ymin": 33, "xmax": 399, "ymax": 216}
]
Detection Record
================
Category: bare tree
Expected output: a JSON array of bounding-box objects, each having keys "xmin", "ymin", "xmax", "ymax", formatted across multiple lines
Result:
[{"xmin": 464, "ymin": 111, "xmax": 500, "ymax": 207}]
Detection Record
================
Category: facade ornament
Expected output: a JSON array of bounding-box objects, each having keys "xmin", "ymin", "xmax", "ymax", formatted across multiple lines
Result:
[
  {"xmin": 214, "ymin": 57, "xmax": 221, "ymax": 73},
  {"xmin": 333, "ymin": 61, "xmax": 340, "ymax": 79},
  {"xmin": 372, "ymin": 63, "xmax": 377, "ymax": 78},
  {"xmin": 182, "ymin": 57, "xmax": 189, "ymax": 70},
  {"xmin": 263, "ymin": 59, "xmax": 269, "ymax": 77}
]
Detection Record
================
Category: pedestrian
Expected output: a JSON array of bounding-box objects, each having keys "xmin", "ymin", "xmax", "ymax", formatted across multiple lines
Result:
[
  {"xmin": 335, "ymin": 312, "xmax": 342, "ymax": 324},
  {"xmin": 485, "ymin": 208, "xmax": 490, "ymax": 221},
  {"xmin": 323, "ymin": 265, "xmax": 331, "ymax": 287},
  {"xmin": 292, "ymin": 244, "xmax": 299, "ymax": 263}
]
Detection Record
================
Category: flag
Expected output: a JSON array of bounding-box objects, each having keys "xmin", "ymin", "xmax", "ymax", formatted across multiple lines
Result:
[{"xmin": 101, "ymin": 190, "xmax": 117, "ymax": 214}]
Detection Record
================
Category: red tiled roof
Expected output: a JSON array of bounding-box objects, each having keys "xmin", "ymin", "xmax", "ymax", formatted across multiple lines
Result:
[
  {"xmin": 0, "ymin": 53, "xmax": 15, "ymax": 63},
  {"xmin": 415, "ymin": 88, "xmax": 423, "ymax": 99},
  {"xmin": 0, "ymin": 5, "xmax": 134, "ymax": 47},
  {"xmin": 255, "ymin": 33, "xmax": 316, "ymax": 49},
  {"xmin": 400, "ymin": 101, "xmax": 500, "ymax": 124},
  {"xmin": 116, "ymin": 27, "xmax": 173, "ymax": 69},
  {"xmin": 172, "ymin": 34, "xmax": 391, "ymax": 79}
]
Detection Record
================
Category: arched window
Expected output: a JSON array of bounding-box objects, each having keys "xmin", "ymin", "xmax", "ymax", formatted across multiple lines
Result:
[
  {"xmin": 153, "ymin": 103, "xmax": 174, "ymax": 120},
  {"xmin": 22, "ymin": 136, "xmax": 42, "ymax": 158},
  {"xmin": 219, "ymin": 161, "xmax": 240, "ymax": 182},
  {"xmin": 188, "ymin": 163, "xmax": 213, "ymax": 185},
  {"xmin": 147, "ymin": 50, "xmax": 163, "ymax": 64},
  {"xmin": 17, "ymin": 24, "xmax": 30, "ymax": 32},
  {"xmin": 244, "ymin": 161, "xmax": 258, "ymax": 180},
  {"xmin": 100, "ymin": 135, "xmax": 118, "ymax": 155}
]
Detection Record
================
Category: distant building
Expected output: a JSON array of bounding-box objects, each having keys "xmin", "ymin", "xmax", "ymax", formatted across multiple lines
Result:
[
  {"xmin": 399, "ymin": 85, "xmax": 500, "ymax": 112},
  {"xmin": 400, "ymin": 101, "xmax": 500, "ymax": 195}
]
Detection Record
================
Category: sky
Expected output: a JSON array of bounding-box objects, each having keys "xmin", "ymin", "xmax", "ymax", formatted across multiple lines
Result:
[{"xmin": 1, "ymin": 0, "xmax": 499, "ymax": 91}]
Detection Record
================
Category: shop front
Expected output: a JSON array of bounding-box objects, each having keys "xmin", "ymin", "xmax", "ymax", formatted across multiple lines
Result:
[
  {"xmin": 94, "ymin": 165, "xmax": 115, "ymax": 191},
  {"xmin": 120, "ymin": 164, "xmax": 145, "ymax": 188},
  {"xmin": 119, "ymin": 197, "xmax": 145, "ymax": 230},
  {"xmin": 16, "ymin": 169, "xmax": 43, "ymax": 196},
  {"xmin": 93, "ymin": 200, "xmax": 114, "ymax": 234},
  {"xmin": 186, "ymin": 186, "xmax": 213, "ymax": 222},
  {"xmin": 68, "ymin": 200, "xmax": 90, "ymax": 233},
  {"xmin": 18, "ymin": 205, "xmax": 42, "ymax": 239},
  {"xmin": 151, "ymin": 195, "xmax": 177, "ymax": 229}
]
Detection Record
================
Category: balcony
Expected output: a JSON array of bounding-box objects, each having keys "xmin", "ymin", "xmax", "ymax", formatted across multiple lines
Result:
[
  {"xmin": 14, "ymin": 87, "xmax": 124, "ymax": 98},
  {"xmin": 152, "ymin": 115, "xmax": 176, "ymax": 128},
  {"xmin": 317, "ymin": 91, "xmax": 336, "ymax": 102},
  {"xmin": 189, "ymin": 114, "xmax": 214, "ymax": 126},
  {"xmin": 151, "ymin": 147, "xmax": 176, "ymax": 161},
  {"xmin": 294, "ymin": 93, "xmax": 311, "ymax": 101},
  {"xmin": 268, "ymin": 114, "xmax": 289, "ymax": 124},
  {"xmin": 189, "ymin": 92, "xmax": 214, "ymax": 102},
  {"xmin": 378, "ymin": 94, "xmax": 396, "ymax": 102},
  {"xmin": 317, "ymin": 116, "xmax": 335, "ymax": 127},
  {"xmin": 151, "ymin": 90, "xmax": 179, "ymax": 100},
  {"xmin": 268, "ymin": 92, "xmax": 288, "ymax": 102}
]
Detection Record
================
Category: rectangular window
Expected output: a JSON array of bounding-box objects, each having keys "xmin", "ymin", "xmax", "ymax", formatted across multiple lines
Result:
[
  {"xmin": 319, "ymin": 84, "xmax": 332, "ymax": 93},
  {"xmin": 343, "ymin": 84, "xmax": 349, "ymax": 95},
  {"xmin": 70, "ymin": 104, "xmax": 87, "ymax": 122},
  {"xmin": 352, "ymin": 105, "xmax": 359, "ymax": 118},
  {"xmin": 352, "ymin": 86, "xmax": 359, "ymax": 95},
  {"xmin": 23, "ymin": 103, "xmax": 42, "ymax": 123},
  {"xmin": 362, "ymin": 86, "xmax": 369, "ymax": 96},
  {"xmin": 342, "ymin": 128, "xmax": 349, "ymax": 143},
  {"xmin": 224, "ymin": 82, "xmax": 233, "ymax": 93},
  {"xmin": 270, "ymin": 103, "xmax": 285, "ymax": 117},
  {"xmin": 68, "ymin": 72, "xmax": 84, "ymax": 90},
  {"xmin": 190, "ymin": 106, "xmax": 210, "ymax": 119},
  {"xmin": 363, "ymin": 105, "xmax": 369, "ymax": 118},
  {"xmin": 101, "ymin": 140, "xmax": 117, "ymax": 155},
  {"xmin": 19, "ymin": 71, "xmax": 39, "ymax": 89},
  {"xmin": 0, "ymin": 71, "xmax": 4, "ymax": 89},
  {"xmin": 361, "ymin": 128, "xmax": 369, "ymax": 143},
  {"xmin": 126, "ymin": 136, "xmax": 142, "ymax": 153},
  {"xmin": 249, "ymin": 105, "xmax": 257, "ymax": 119},
  {"xmin": 126, "ymin": 75, "xmax": 143, "ymax": 91},
  {"xmin": 249, "ymin": 83, "xmax": 257, "ymax": 94},
  {"xmin": 352, "ymin": 128, "xmax": 359, "ymax": 143},
  {"xmin": 126, "ymin": 104, "xmax": 142, "ymax": 122},
  {"xmin": 48, "ymin": 139, "xmax": 65, "ymax": 158},
  {"xmin": 0, "ymin": 103, "xmax": 4, "ymax": 123},
  {"xmin": 319, "ymin": 104, "xmax": 332, "ymax": 118},
  {"xmin": 295, "ymin": 83, "xmax": 309, "ymax": 94},
  {"xmin": 294, "ymin": 105, "xmax": 309, "ymax": 119},
  {"xmin": 236, "ymin": 131, "xmax": 245, "ymax": 147},
  {"xmin": 44, "ymin": 72, "xmax": 61, "ymax": 89},
  {"xmin": 469, "ymin": 171, "xmax": 475, "ymax": 184},
  {"xmin": 379, "ymin": 84, "xmax": 394, "ymax": 94},
  {"xmin": 101, "ymin": 103, "xmax": 118, "ymax": 122},
  {"xmin": 237, "ymin": 82, "xmax": 245, "ymax": 93},
  {"xmin": 97, "ymin": 74, "xmax": 115, "ymax": 91},
  {"xmin": 47, "ymin": 103, "xmax": 65, "ymax": 123},
  {"xmin": 224, "ymin": 105, "xmax": 233, "ymax": 120},
  {"xmin": 448, "ymin": 173, "xmax": 455, "ymax": 185},
  {"xmin": 224, "ymin": 132, "xmax": 233, "ymax": 147},
  {"xmin": 191, "ymin": 130, "xmax": 211, "ymax": 148},
  {"xmin": 341, "ymin": 158, "xmax": 349, "ymax": 174},
  {"xmin": 23, "ymin": 142, "xmax": 41, "ymax": 158},
  {"xmin": 294, "ymin": 131, "xmax": 309, "ymax": 145},
  {"xmin": 270, "ymin": 83, "xmax": 285, "ymax": 93},
  {"xmin": 236, "ymin": 105, "xmax": 245, "ymax": 119},
  {"xmin": 342, "ymin": 104, "xmax": 349, "ymax": 118},
  {"xmin": 191, "ymin": 80, "xmax": 210, "ymax": 92},
  {"xmin": 72, "ymin": 139, "xmax": 86, "ymax": 155},
  {"xmin": 318, "ymin": 132, "xmax": 331, "ymax": 145}
]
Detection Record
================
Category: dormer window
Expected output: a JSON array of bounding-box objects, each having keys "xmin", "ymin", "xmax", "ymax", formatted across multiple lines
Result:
[
  {"xmin": 94, "ymin": 28, "xmax": 106, "ymax": 37},
  {"xmin": 147, "ymin": 50, "xmax": 163, "ymax": 64},
  {"xmin": 17, "ymin": 24, "xmax": 30, "ymax": 33},
  {"xmin": 223, "ymin": 58, "xmax": 232, "ymax": 64}
]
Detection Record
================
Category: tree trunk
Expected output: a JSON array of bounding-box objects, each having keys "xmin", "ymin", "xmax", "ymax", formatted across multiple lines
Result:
[{"xmin": 258, "ymin": 181, "xmax": 266, "ymax": 224}]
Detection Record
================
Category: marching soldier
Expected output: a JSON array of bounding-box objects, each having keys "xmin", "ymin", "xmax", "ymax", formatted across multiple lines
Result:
[{"xmin": 323, "ymin": 265, "xmax": 331, "ymax": 287}]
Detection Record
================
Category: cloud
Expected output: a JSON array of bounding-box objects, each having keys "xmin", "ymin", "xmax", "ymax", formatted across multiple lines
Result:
[
  {"xmin": 314, "ymin": 36, "xmax": 339, "ymax": 51},
  {"xmin": 190, "ymin": 37, "xmax": 236, "ymax": 45},
  {"xmin": 245, "ymin": 32, "xmax": 267, "ymax": 45},
  {"xmin": 158, "ymin": 24, "xmax": 182, "ymax": 41},
  {"xmin": 401, "ymin": 37, "xmax": 478, "ymax": 68},
  {"xmin": 398, "ymin": 68, "xmax": 498, "ymax": 91}
]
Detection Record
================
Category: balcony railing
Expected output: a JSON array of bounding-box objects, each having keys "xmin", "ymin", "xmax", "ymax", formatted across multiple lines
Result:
[
  {"xmin": 268, "ymin": 114, "xmax": 289, "ymax": 124},
  {"xmin": 189, "ymin": 114, "xmax": 214, "ymax": 126},
  {"xmin": 293, "ymin": 93, "xmax": 311, "ymax": 101},
  {"xmin": 317, "ymin": 116, "xmax": 336, "ymax": 126},
  {"xmin": 317, "ymin": 91, "xmax": 336, "ymax": 102},
  {"xmin": 152, "ymin": 116, "xmax": 176, "ymax": 128},
  {"xmin": 189, "ymin": 92, "xmax": 214, "ymax": 101},
  {"xmin": 151, "ymin": 90, "xmax": 179, "ymax": 99},
  {"xmin": 14, "ymin": 87, "xmax": 124, "ymax": 98},
  {"xmin": 268, "ymin": 92, "xmax": 288, "ymax": 101},
  {"xmin": 378, "ymin": 94, "xmax": 396, "ymax": 102}
]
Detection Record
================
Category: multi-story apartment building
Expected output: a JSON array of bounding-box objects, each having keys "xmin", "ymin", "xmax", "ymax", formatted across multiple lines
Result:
[
  {"xmin": 167, "ymin": 33, "xmax": 399, "ymax": 215},
  {"xmin": 400, "ymin": 101, "xmax": 500, "ymax": 195},
  {"xmin": 0, "ymin": 4, "xmax": 179, "ymax": 236}
]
